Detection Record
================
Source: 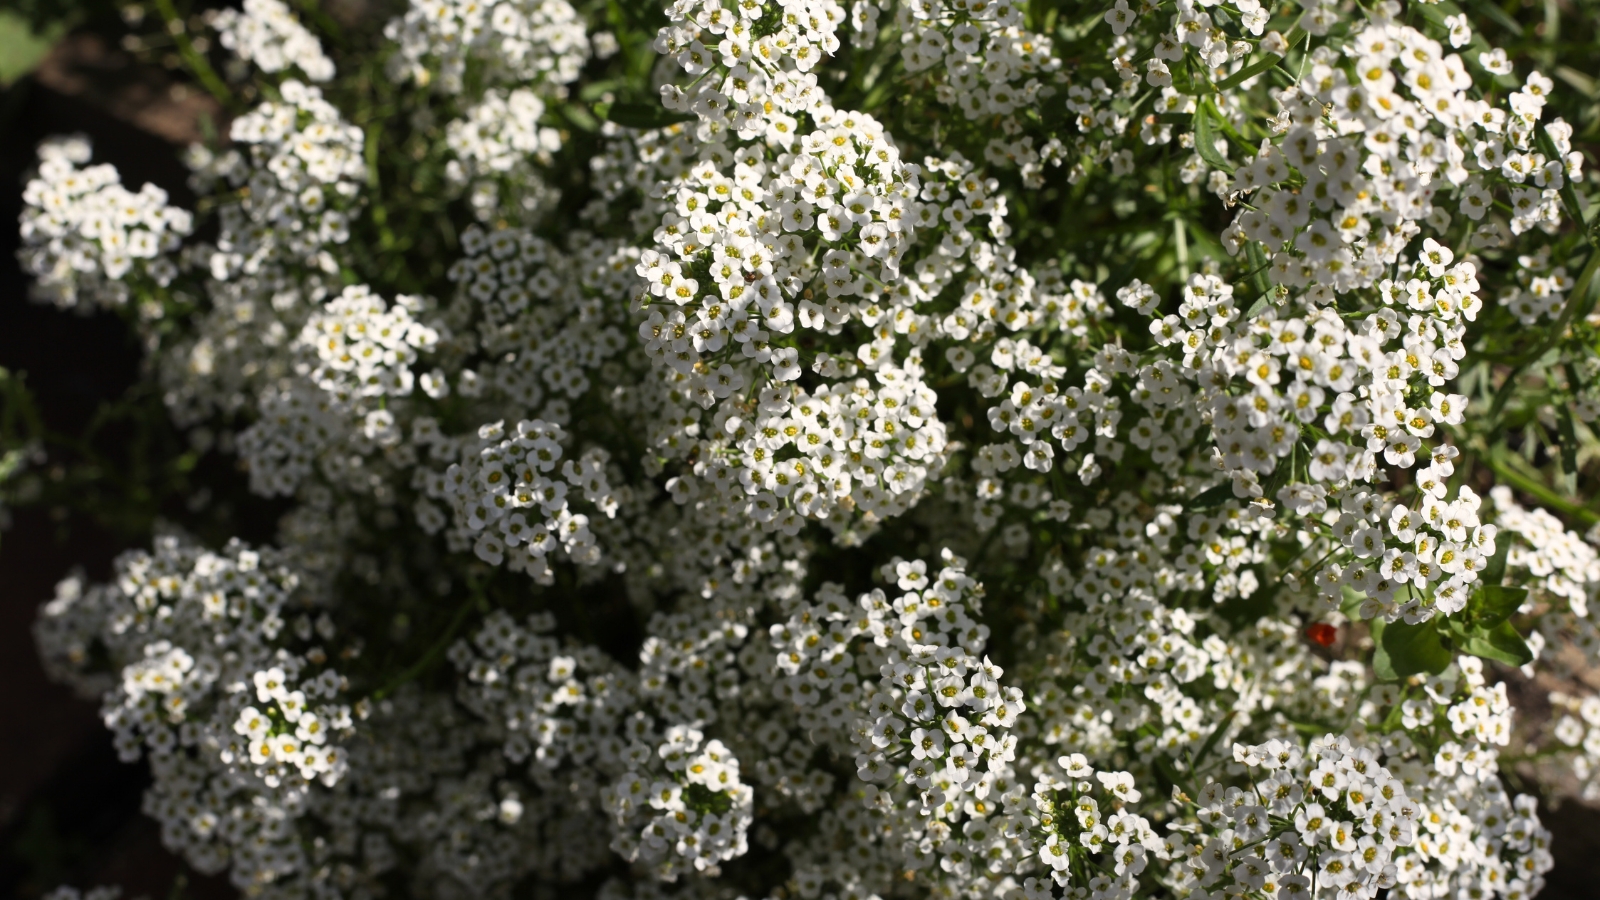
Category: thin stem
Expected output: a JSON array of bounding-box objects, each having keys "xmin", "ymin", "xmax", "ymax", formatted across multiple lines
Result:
[
  {"xmin": 152, "ymin": 0, "xmax": 236, "ymax": 108},
  {"xmin": 1484, "ymin": 445, "xmax": 1598, "ymax": 525},
  {"xmin": 372, "ymin": 587, "xmax": 482, "ymax": 699}
]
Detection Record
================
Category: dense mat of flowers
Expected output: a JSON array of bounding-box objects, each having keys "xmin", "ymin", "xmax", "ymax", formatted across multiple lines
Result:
[{"xmin": 13, "ymin": 0, "xmax": 1600, "ymax": 899}]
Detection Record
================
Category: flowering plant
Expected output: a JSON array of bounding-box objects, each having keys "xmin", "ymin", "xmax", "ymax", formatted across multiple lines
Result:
[{"xmin": 9, "ymin": 0, "xmax": 1600, "ymax": 898}]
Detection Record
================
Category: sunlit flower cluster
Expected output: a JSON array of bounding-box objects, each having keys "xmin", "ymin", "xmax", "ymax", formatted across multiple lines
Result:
[
  {"xmin": 384, "ymin": 0, "xmax": 591, "ymax": 92},
  {"xmin": 18, "ymin": 0, "xmax": 1600, "ymax": 898},
  {"xmin": 19, "ymin": 136, "xmax": 192, "ymax": 308},
  {"xmin": 213, "ymin": 0, "xmax": 336, "ymax": 82},
  {"xmin": 446, "ymin": 88, "xmax": 566, "ymax": 221},
  {"xmin": 35, "ymin": 537, "xmax": 354, "ymax": 892}
]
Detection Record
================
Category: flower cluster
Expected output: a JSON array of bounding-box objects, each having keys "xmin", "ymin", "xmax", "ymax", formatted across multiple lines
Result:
[
  {"xmin": 17, "ymin": 0, "xmax": 1600, "ymax": 898},
  {"xmin": 202, "ymin": 80, "xmax": 365, "ymax": 278},
  {"xmin": 431, "ymin": 610, "xmax": 638, "ymax": 888},
  {"xmin": 1171, "ymin": 736, "xmax": 1419, "ymax": 898},
  {"xmin": 1490, "ymin": 485, "xmax": 1600, "ymax": 614},
  {"xmin": 874, "ymin": 0, "xmax": 1063, "ymax": 185},
  {"xmin": 1032, "ymin": 757, "xmax": 1159, "ymax": 896},
  {"xmin": 445, "ymin": 88, "xmax": 565, "ymax": 222},
  {"xmin": 632, "ymin": 116, "xmax": 1046, "ymax": 534},
  {"xmin": 655, "ymin": 0, "xmax": 843, "ymax": 136},
  {"xmin": 425, "ymin": 418, "xmax": 616, "ymax": 581},
  {"xmin": 769, "ymin": 552, "xmax": 1038, "ymax": 891},
  {"xmin": 299, "ymin": 285, "xmax": 443, "ymax": 402},
  {"xmin": 1548, "ymin": 692, "xmax": 1600, "ymax": 802},
  {"xmin": 233, "ymin": 286, "xmax": 444, "ymax": 496},
  {"xmin": 632, "ymin": 107, "xmax": 919, "ymax": 381},
  {"xmin": 212, "ymin": 0, "xmax": 336, "ymax": 82},
  {"xmin": 36, "ymin": 537, "xmax": 354, "ymax": 893},
  {"xmin": 451, "ymin": 610, "xmax": 635, "ymax": 772},
  {"xmin": 604, "ymin": 726, "xmax": 755, "ymax": 880},
  {"xmin": 18, "ymin": 136, "xmax": 191, "ymax": 308},
  {"xmin": 384, "ymin": 0, "xmax": 590, "ymax": 93},
  {"xmin": 446, "ymin": 224, "xmax": 634, "ymax": 401}
]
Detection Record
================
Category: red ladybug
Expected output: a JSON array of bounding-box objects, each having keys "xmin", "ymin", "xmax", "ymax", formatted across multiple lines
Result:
[{"xmin": 1305, "ymin": 623, "xmax": 1338, "ymax": 647}]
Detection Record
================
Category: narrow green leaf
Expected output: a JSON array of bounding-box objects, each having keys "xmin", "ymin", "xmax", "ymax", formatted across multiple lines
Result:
[
  {"xmin": 1215, "ymin": 54, "xmax": 1282, "ymax": 91},
  {"xmin": 1340, "ymin": 586, "xmax": 1366, "ymax": 618},
  {"xmin": 606, "ymin": 101, "xmax": 695, "ymax": 130},
  {"xmin": 1193, "ymin": 101, "xmax": 1233, "ymax": 173},
  {"xmin": 1377, "ymin": 690, "xmax": 1409, "ymax": 732},
  {"xmin": 1155, "ymin": 755, "xmax": 1197, "ymax": 802},
  {"xmin": 579, "ymin": 79, "xmax": 627, "ymax": 102},
  {"xmin": 1261, "ymin": 441, "xmax": 1300, "ymax": 502},
  {"xmin": 1468, "ymin": 0, "xmax": 1525, "ymax": 36},
  {"xmin": 1188, "ymin": 710, "xmax": 1238, "ymax": 774},
  {"xmin": 1555, "ymin": 66, "xmax": 1597, "ymax": 98},
  {"xmin": 1190, "ymin": 480, "xmax": 1236, "ymax": 509},
  {"xmin": 1558, "ymin": 405, "xmax": 1581, "ymax": 477},
  {"xmin": 1370, "ymin": 619, "xmax": 1398, "ymax": 682},
  {"xmin": 560, "ymin": 103, "xmax": 602, "ymax": 132},
  {"xmin": 1244, "ymin": 241, "xmax": 1272, "ymax": 296},
  {"xmin": 1481, "ymin": 533, "xmax": 1511, "ymax": 586}
]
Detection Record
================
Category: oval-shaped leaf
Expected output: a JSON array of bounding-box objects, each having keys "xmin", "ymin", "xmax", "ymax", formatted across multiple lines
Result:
[
  {"xmin": 606, "ymin": 101, "xmax": 695, "ymax": 130},
  {"xmin": 1374, "ymin": 619, "xmax": 1452, "ymax": 680}
]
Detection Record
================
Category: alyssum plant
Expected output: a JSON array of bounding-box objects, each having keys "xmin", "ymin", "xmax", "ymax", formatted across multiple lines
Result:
[{"xmin": 11, "ymin": 0, "xmax": 1600, "ymax": 898}]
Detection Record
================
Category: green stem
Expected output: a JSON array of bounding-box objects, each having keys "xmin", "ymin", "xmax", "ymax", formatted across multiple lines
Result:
[
  {"xmin": 372, "ymin": 588, "xmax": 481, "ymax": 700},
  {"xmin": 152, "ymin": 0, "xmax": 236, "ymax": 108},
  {"xmin": 1186, "ymin": 709, "xmax": 1237, "ymax": 776},
  {"xmin": 1486, "ymin": 445, "xmax": 1599, "ymax": 525},
  {"xmin": 1175, "ymin": 216, "xmax": 1190, "ymax": 281},
  {"xmin": 1484, "ymin": 245, "xmax": 1599, "ymax": 428},
  {"xmin": 1520, "ymin": 244, "xmax": 1599, "ymax": 366},
  {"xmin": 364, "ymin": 122, "xmax": 397, "ymax": 251}
]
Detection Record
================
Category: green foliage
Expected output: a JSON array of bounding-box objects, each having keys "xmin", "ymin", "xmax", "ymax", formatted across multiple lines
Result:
[
  {"xmin": 0, "ymin": 10, "xmax": 60, "ymax": 85},
  {"xmin": 1372, "ymin": 582, "xmax": 1534, "ymax": 681}
]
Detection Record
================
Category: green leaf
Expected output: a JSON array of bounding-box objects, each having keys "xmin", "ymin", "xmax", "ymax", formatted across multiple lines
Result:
[
  {"xmin": 1481, "ymin": 534, "xmax": 1511, "ymax": 586},
  {"xmin": 1456, "ymin": 620, "xmax": 1534, "ymax": 667},
  {"xmin": 1214, "ymin": 54, "xmax": 1282, "ymax": 91},
  {"xmin": 559, "ymin": 103, "xmax": 602, "ymax": 132},
  {"xmin": 1287, "ymin": 719, "xmax": 1327, "ymax": 737},
  {"xmin": 579, "ymin": 79, "xmax": 627, "ymax": 102},
  {"xmin": 1373, "ymin": 618, "xmax": 1452, "ymax": 681},
  {"xmin": 1187, "ymin": 710, "xmax": 1238, "ymax": 774},
  {"xmin": 1558, "ymin": 405, "xmax": 1580, "ymax": 478},
  {"xmin": 1193, "ymin": 101, "xmax": 1233, "ymax": 173},
  {"xmin": 1244, "ymin": 241, "xmax": 1272, "ymax": 297},
  {"xmin": 1555, "ymin": 66, "xmax": 1598, "ymax": 99},
  {"xmin": 1189, "ymin": 480, "xmax": 1236, "ymax": 510},
  {"xmin": 1467, "ymin": 0, "xmax": 1524, "ymax": 36},
  {"xmin": 1340, "ymin": 586, "xmax": 1366, "ymax": 618},
  {"xmin": 1370, "ymin": 619, "xmax": 1396, "ymax": 681},
  {"xmin": 605, "ymin": 100, "xmax": 695, "ymax": 130},
  {"xmin": 1261, "ymin": 441, "xmax": 1301, "ymax": 503},
  {"xmin": 1376, "ymin": 689, "xmax": 1410, "ymax": 732},
  {"xmin": 1472, "ymin": 584, "xmax": 1528, "ymax": 627},
  {"xmin": 1154, "ymin": 754, "xmax": 1196, "ymax": 800},
  {"xmin": 0, "ymin": 11, "xmax": 63, "ymax": 86}
]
